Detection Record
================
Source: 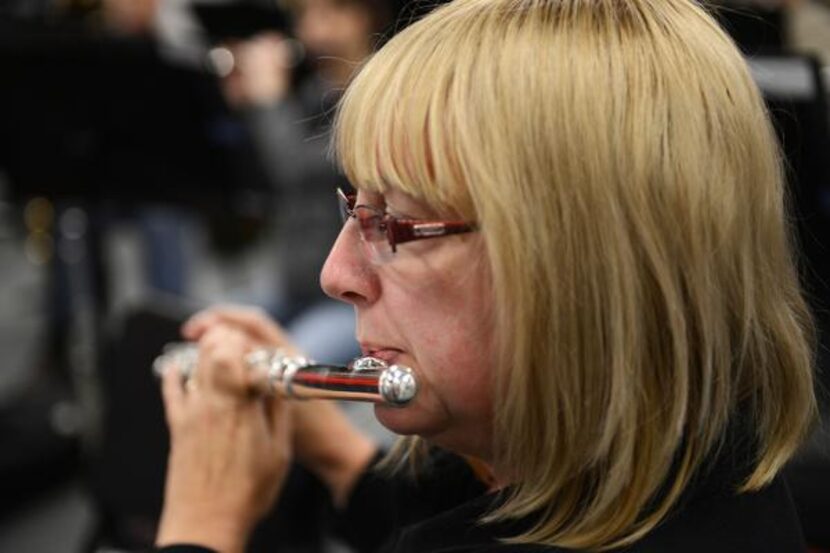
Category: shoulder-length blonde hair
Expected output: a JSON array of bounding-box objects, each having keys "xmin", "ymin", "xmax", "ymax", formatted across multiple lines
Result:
[{"xmin": 333, "ymin": 0, "xmax": 816, "ymax": 549}]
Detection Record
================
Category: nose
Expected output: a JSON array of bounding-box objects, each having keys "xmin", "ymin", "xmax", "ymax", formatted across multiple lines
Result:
[{"xmin": 320, "ymin": 222, "xmax": 380, "ymax": 306}]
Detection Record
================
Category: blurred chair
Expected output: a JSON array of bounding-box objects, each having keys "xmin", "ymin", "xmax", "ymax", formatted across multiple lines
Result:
[{"xmin": 0, "ymin": 379, "xmax": 79, "ymax": 519}]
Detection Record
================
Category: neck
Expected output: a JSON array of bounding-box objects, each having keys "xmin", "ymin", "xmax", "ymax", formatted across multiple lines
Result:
[{"xmin": 464, "ymin": 455, "xmax": 510, "ymax": 492}]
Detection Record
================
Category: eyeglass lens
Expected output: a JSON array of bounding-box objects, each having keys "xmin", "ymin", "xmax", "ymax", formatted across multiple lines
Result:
[{"xmin": 337, "ymin": 190, "xmax": 394, "ymax": 262}]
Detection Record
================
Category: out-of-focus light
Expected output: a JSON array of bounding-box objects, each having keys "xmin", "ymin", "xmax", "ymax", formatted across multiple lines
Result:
[
  {"xmin": 50, "ymin": 401, "xmax": 82, "ymax": 437},
  {"xmin": 24, "ymin": 197, "xmax": 54, "ymax": 232},
  {"xmin": 207, "ymin": 47, "xmax": 236, "ymax": 78},
  {"xmin": 60, "ymin": 207, "xmax": 88, "ymax": 240},
  {"xmin": 24, "ymin": 231, "xmax": 54, "ymax": 265}
]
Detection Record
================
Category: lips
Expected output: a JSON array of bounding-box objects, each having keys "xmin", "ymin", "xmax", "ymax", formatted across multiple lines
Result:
[{"xmin": 360, "ymin": 345, "xmax": 404, "ymax": 364}]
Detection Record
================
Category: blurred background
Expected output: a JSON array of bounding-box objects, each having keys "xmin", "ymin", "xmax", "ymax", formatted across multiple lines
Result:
[{"xmin": 0, "ymin": 0, "xmax": 827, "ymax": 552}]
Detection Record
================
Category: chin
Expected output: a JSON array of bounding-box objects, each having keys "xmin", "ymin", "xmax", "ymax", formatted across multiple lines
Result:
[
  {"xmin": 373, "ymin": 404, "xmax": 491, "ymax": 460},
  {"xmin": 373, "ymin": 403, "xmax": 450, "ymax": 438}
]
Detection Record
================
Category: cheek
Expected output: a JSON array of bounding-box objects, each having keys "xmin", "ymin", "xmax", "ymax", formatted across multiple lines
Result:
[
  {"xmin": 408, "ymin": 289, "xmax": 495, "ymax": 417},
  {"xmin": 373, "ymin": 287, "xmax": 494, "ymax": 434},
  {"xmin": 375, "ymin": 240, "xmax": 496, "ymax": 446},
  {"xmin": 429, "ymin": 321, "xmax": 494, "ymax": 416}
]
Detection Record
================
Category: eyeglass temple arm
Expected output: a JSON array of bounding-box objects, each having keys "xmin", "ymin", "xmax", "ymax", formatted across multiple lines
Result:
[{"xmin": 389, "ymin": 220, "xmax": 476, "ymax": 250}]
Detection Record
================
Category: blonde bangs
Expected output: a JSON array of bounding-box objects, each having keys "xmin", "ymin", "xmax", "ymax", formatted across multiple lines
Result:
[{"xmin": 332, "ymin": 2, "xmax": 499, "ymax": 219}]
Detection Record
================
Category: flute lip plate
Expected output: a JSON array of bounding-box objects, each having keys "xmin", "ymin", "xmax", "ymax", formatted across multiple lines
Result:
[{"xmin": 352, "ymin": 356, "xmax": 389, "ymax": 372}]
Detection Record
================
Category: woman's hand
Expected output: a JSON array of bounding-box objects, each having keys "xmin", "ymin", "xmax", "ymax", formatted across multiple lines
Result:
[
  {"xmin": 181, "ymin": 305, "xmax": 296, "ymax": 354},
  {"xmin": 156, "ymin": 326, "xmax": 292, "ymax": 553},
  {"xmin": 181, "ymin": 306, "xmax": 379, "ymax": 508}
]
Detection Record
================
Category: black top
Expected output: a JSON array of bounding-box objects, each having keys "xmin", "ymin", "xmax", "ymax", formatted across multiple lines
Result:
[
  {"xmin": 156, "ymin": 447, "xmax": 806, "ymax": 553},
  {"xmin": 378, "ymin": 470, "xmax": 805, "ymax": 552}
]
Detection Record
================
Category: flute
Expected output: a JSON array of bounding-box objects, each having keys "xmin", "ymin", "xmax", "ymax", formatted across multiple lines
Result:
[{"xmin": 153, "ymin": 343, "xmax": 419, "ymax": 407}]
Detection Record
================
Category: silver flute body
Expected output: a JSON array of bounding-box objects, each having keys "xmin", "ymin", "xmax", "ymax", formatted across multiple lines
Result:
[{"xmin": 153, "ymin": 343, "xmax": 419, "ymax": 407}]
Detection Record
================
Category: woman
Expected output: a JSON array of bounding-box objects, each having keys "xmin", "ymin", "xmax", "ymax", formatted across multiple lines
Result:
[{"xmin": 154, "ymin": 0, "xmax": 817, "ymax": 551}]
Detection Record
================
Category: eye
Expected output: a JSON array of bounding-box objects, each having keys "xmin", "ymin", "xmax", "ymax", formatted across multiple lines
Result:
[{"xmin": 358, "ymin": 213, "xmax": 377, "ymax": 226}]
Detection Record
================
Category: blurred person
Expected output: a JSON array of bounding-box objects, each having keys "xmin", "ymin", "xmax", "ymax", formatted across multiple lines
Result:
[
  {"xmin": 154, "ymin": 0, "xmax": 234, "ymax": 69},
  {"xmin": 153, "ymin": 0, "xmax": 817, "ymax": 552},
  {"xmin": 217, "ymin": 0, "xmax": 395, "ymax": 361},
  {"xmin": 100, "ymin": 0, "xmax": 159, "ymax": 34},
  {"xmin": 96, "ymin": 0, "xmax": 194, "ymax": 298},
  {"xmin": 93, "ymin": 0, "xmax": 238, "ymax": 299},
  {"xmin": 1, "ymin": 0, "xmax": 55, "ymax": 17}
]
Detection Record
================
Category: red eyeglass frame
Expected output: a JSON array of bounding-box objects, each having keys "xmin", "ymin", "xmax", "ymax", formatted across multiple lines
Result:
[{"xmin": 337, "ymin": 188, "xmax": 477, "ymax": 253}]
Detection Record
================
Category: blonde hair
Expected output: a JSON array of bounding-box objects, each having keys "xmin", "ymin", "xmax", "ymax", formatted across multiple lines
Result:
[{"xmin": 333, "ymin": 0, "xmax": 817, "ymax": 549}]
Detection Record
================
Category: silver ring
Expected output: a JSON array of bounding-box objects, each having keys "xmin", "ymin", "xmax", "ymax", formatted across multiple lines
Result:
[{"xmin": 153, "ymin": 342, "xmax": 199, "ymax": 383}]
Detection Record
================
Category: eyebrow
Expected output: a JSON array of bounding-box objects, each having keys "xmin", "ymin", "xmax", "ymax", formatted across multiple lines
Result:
[{"xmin": 354, "ymin": 189, "xmax": 386, "ymax": 209}]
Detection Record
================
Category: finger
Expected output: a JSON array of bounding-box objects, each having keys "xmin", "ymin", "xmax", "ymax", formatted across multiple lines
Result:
[
  {"xmin": 181, "ymin": 309, "xmax": 221, "ymax": 340},
  {"xmin": 160, "ymin": 360, "xmax": 187, "ymax": 426},
  {"xmin": 184, "ymin": 305, "xmax": 291, "ymax": 349},
  {"xmin": 196, "ymin": 326, "xmax": 256, "ymax": 398},
  {"xmin": 259, "ymin": 31, "xmax": 285, "ymax": 44},
  {"xmin": 182, "ymin": 304, "xmax": 260, "ymax": 338}
]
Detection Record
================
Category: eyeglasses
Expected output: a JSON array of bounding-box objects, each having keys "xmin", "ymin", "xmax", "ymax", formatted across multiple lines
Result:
[{"xmin": 337, "ymin": 188, "xmax": 477, "ymax": 263}]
